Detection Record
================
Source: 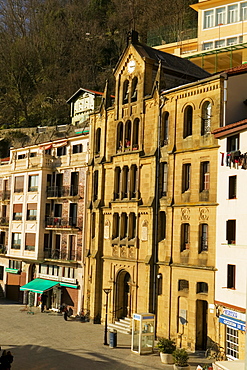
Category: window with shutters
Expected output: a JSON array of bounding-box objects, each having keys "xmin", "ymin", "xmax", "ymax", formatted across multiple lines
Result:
[
  {"xmin": 200, "ymin": 161, "xmax": 210, "ymax": 191},
  {"xmin": 14, "ymin": 176, "xmax": 24, "ymax": 193},
  {"xmin": 13, "ymin": 204, "xmax": 22, "ymax": 221},
  {"xmin": 27, "ymin": 204, "xmax": 37, "ymax": 220},
  {"xmin": 25, "ymin": 233, "xmax": 35, "ymax": 251},
  {"xmin": 229, "ymin": 176, "xmax": 237, "ymax": 199},
  {"xmin": 226, "ymin": 220, "xmax": 236, "ymax": 244}
]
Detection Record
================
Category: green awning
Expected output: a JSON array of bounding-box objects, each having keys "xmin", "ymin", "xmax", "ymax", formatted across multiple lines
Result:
[
  {"xmin": 20, "ymin": 278, "xmax": 59, "ymax": 294},
  {"xmin": 60, "ymin": 283, "xmax": 78, "ymax": 289},
  {"xmin": 5, "ymin": 268, "xmax": 19, "ymax": 274}
]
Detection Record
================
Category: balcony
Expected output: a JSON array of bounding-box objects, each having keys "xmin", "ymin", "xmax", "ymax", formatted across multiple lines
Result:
[
  {"xmin": 0, "ymin": 217, "xmax": 9, "ymax": 227},
  {"xmin": 44, "ymin": 248, "xmax": 81, "ymax": 261},
  {"xmin": 0, "ymin": 244, "xmax": 7, "ymax": 254},
  {"xmin": 0, "ymin": 190, "xmax": 10, "ymax": 201},
  {"xmin": 46, "ymin": 185, "xmax": 79, "ymax": 198},
  {"xmin": 45, "ymin": 216, "xmax": 82, "ymax": 229}
]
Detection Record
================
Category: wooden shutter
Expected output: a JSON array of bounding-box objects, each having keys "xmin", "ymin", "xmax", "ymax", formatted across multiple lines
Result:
[
  {"xmin": 27, "ymin": 203, "xmax": 37, "ymax": 210},
  {"xmin": 13, "ymin": 204, "xmax": 22, "ymax": 213},
  {"xmin": 25, "ymin": 233, "xmax": 35, "ymax": 246}
]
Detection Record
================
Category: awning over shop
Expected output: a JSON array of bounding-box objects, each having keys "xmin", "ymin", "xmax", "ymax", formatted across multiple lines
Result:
[
  {"xmin": 60, "ymin": 282, "xmax": 78, "ymax": 289},
  {"xmin": 20, "ymin": 278, "xmax": 59, "ymax": 294},
  {"xmin": 52, "ymin": 141, "xmax": 67, "ymax": 148}
]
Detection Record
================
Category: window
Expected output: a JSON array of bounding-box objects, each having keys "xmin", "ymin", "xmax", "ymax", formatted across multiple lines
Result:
[
  {"xmin": 228, "ymin": 4, "xmax": 238, "ymax": 23},
  {"xmin": 69, "ymin": 203, "xmax": 77, "ymax": 227},
  {"xmin": 120, "ymin": 213, "xmax": 128, "ymax": 239},
  {"xmin": 14, "ymin": 176, "xmax": 24, "ymax": 193},
  {"xmin": 227, "ymin": 134, "xmax": 239, "ymax": 152},
  {"xmin": 204, "ymin": 10, "xmax": 214, "ymax": 29},
  {"xmin": 241, "ymin": 2, "xmax": 247, "ymax": 21},
  {"xmin": 63, "ymin": 267, "xmax": 75, "ymax": 279},
  {"xmin": 93, "ymin": 170, "xmax": 99, "ymax": 201},
  {"xmin": 226, "ymin": 327, "xmax": 239, "ymax": 359},
  {"xmin": 128, "ymin": 212, "xmax": 136, "ymax": 239},
  {"xmin": 57, "ymin": 146, "xmax": 66, "ymax": 156},
  {"xmin": 70, "ymin": 172, "xmax": 79, "ymax": 196},
  {"xmin": 112, "ymin": 213, "xmax": 120, "ymax": 238},
  {"xmin": 216, "ymin": 7, "xmax": 226, "ymax": 25},
  {"xmin": 116, "ymin": 122, "xmax": 123, "ymax": 152},
  {"xmin": 197, "ymin": 282, "xmax": 208, "ymax": 294},
  {"xmin": 68, "ymin": 234, "xmax": 76, "ymax": 260},
  {"xmin": 182, "ymin": 164, "xmax": 191, "ymax": 192},
  {"xmin": 95, "ymin": 128, "xmax": 101, "ymax": 154},
  {"xmin": 0, "ymin": 266, "xmax": 3, "ymax": 280},
  {"xmin": 43, "ymin": 234, "xmax": 50, "ymax": 250},
  {"xmin": 9, "ymin": 260, "xmax": 21, "ymax": 269},
  {"xmin": 131, "ymin": 77, "xmax": 138, "ymax": 102},
  {"xmin": 13, "ymin": 204, "xmax": 22, "ymax": 221},
  {"xmin": 18, "ymin": 153, "xmax": 25, "ymax": 160},
  {"xmin": 114, "ymin": 167, "xmax": 121, "ymax": 200},
  {"xmin": 227, "ymin": 37, "xmax": 238, "ymax": 46},
  {"xmin": 28, "ymin": 175, "xmax": 39, "ymax": 192},
  {"xmin": 25, "ymin": 233, "xmax": 35, "ymax": 251},
  {"xmin": 133, "ymin": 118, "xmax": 139, "ymax": 149},
  {"xmin": 159, "ymin": 211, "xmax": 166, "ymax": 241},
  {"xmin": 181, "ymin": 223, "xmax": 190, "ymax": 251},
  {"xmin": 199, "ymin": 224, "xmax": 208, "ymax": 252},
  {"xmin": 183, "ymin": 105, "xmax": 193, "ymax": 138},
  {"xmin": 203, "ymin": 42, "xmax": 213, "ymax": 50},
  {"xmin": 201, "ymin": 101, "xmax": 211, "ymax": 135},
  {"xmin": 12, "ymin": 233, "xmax": 21, "ymax": 249},
  {"xmin": 123, "ymin": 80, "xmax": 129, "ymax": 104},
  {"xmin": 72, "ymin": 144, "xmax": 82, "ymax": 154},
  {"xmin": 178, "ymin": 279, "xmax": 189, "ymax": 291},
  {"xmin": 92, "ymin": 212, "xmax": 96, "ymax": 239},
  {"xmin": 30, "ymin": 152, "xmax": 37, "ymax": 157},
  {"xmin": 200, "ymin": 161, "xmax": 210, "ymax": 191},
  {"xmin": 227, "ymin": 264, "xmax": 236, "ymax": 289},
  {"xmin": 161, "ymin": 112, "xmax": 169, "ymax": 146},
  {"xmin": 229, "ymin": 176, "xmax": 237, "ymax": 199},
  {"xmin": 215, "ymin": 40, "xmax": 225, "ymax": 48},
  {"xmin": 130, "ymin": 165, "xmax": 138, "ymax": 199},
  {"xmin": 124, "ymin": 120, "xmax": 131, "ymax": 149},
  {"xmin": 27, "ymin": 204, "xmax": 37, "ymax": 220},
  {"xmin": 160, "ymin": 162, "xmax": 168, "ymax": 197},
  {"xmin": 226, "ymin": 220, "xmax": 236, "ymax": 244},
  {"xmin": 122, "ymin": 166, "xmax": 129, "ymax": 199}
]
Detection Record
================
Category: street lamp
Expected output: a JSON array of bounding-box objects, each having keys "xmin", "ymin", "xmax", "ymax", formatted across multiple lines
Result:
[{"xmin": 103, "ymin": 288, "xmax": 111, "ymax": 345}]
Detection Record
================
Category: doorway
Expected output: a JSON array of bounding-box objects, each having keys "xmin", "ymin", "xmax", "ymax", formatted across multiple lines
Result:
[
  {"xmin": 196, "ymin": 299, "xmax": 208, "ymax": 350},
  {"xmin": 115, "ymin": 271, "xmax": 131, "ymax": 319}
]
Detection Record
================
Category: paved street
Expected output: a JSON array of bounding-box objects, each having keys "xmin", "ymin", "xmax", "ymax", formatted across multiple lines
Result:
[{"xmin": 0, "ymin": 299, "xmax": 211, "ymax": 369}]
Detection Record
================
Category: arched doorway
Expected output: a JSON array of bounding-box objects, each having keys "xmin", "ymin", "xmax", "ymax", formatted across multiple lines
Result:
[{"xmin": 115, "ymin": 271, "xmax": 131, "ymax": 319}]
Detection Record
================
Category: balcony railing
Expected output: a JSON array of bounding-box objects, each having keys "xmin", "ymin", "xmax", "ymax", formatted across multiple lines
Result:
[
  {"xmin": 0, "ymin": 190, "xmax": 10, "ymax": 201},
  {"xmin": 0, "ymin": 244, "xmax": 7, "ymax": 254},
  {"xmin": 44, "ymin": 248, "xmax": 81, "ymax": 261},
  {"xmin": 11, "ymin": 243, "xmax": 21, "ymax": 250},
  {"xmin": 46, "ymin": 185, "xmax": 79, "ymax": 198},
  {"xmin": 45, "ymin": 216, "xmax": 82, "ymax": 229},
  {"xmin": 0, "ymin": 217, "xmax": 9, "ymax": 226}
]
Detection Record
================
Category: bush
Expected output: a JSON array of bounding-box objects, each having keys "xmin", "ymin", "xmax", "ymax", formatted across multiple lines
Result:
[
  {"xmin": 156, "ymin": 338, "xmax": 176, "ymax": 354},
  {"xmin": 172, "ymin": 348, "xmax": 189, "ymax": 366}
]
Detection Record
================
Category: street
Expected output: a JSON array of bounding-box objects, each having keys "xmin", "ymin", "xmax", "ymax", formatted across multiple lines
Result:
[{"xmin": 0, "ymin": 299, "xmax": 210, "ymax": 369}]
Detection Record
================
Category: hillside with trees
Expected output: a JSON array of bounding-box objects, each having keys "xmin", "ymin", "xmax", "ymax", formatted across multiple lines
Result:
[{"xmin": 0, "ymin": 0, "xmax": 197, "ymax": 128}]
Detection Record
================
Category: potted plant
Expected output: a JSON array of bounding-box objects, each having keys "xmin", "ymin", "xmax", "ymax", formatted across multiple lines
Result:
[
  {"xmin": 172, "ymin": 348, "xmax": 190, "ymax": 370},
  {"xmin": 156, "ymin": 338, "xmax": 176, "ymax": 364}
]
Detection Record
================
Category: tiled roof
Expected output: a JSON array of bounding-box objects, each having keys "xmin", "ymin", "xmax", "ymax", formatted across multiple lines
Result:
[
  {"xmin": 212, "ymin": 118, "xmax": 247, "ymax": 138},
  {"xmin": 223, "ymin": 63, "xmax": 247, "ymax": 75}
]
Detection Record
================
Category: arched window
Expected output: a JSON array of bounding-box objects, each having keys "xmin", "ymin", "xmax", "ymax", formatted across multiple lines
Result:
[
  {"xmin": 114, "ymin": 167, "xmax": 121, "ymax": 200},
  {"xmin": 201, "ymin": 101, "xmax": 211, "ymax": 135},
  {"xmin": 130, "ymin": 164, "xmax": 138, "ymax": 199},
  {"xmin": 131, "ymin": 77, "xmax": 138, "ymax": 102},
  {"xmin": 122, "ymin": 166, "xmax": 129, "ymax": 199},
  {"xmin": 161, "ymin": 112, "xmax": 169, "ymax": 146},
  {"xmin": 159, "ymin": 211, "xmax": 166, "ymax": 241},
  {"xmin": 93, "ymin": 170, "xmax": 98, "ymax": 201},
  {"xmin": 124, "ymin": 120, "xmax": 131, "ymax": 149},
  {"xmin": 123, "ymin": 80, "xmax": 129, "ymax": 104},
  {"xmin": 183, "ymin": 105, "xmax": 193, "ymax": 138},
  {"xmin": 116, "ymin": 122, "xmax": 123, "ymax": 152},
  {"xmin": 133, "ymin": 118, "xmax": 139, "ymax": 150},
  {"xmin": 95, "ymin": 128, "xmax": 101, "ymax": 154}
]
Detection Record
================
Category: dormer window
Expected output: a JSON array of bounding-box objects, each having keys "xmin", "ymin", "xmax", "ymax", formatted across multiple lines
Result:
[{"xmin": 123, "ymin": 80, "xmax": 129, "ymax": 104}]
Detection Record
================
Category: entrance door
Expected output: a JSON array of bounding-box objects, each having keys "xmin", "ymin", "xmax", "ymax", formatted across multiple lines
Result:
[
  {"xmin": 116, "ymin": 271, "xmax": 131, "ymax": 319},
  {"xmin": 196, "ymin": 299, "xmax": 208, "ymax": 350}
]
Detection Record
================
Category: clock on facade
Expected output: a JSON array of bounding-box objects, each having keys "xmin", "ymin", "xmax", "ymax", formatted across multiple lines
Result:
[{"xmin": 127, "ymin": 60, "xmax": 136, "ymax": 73}]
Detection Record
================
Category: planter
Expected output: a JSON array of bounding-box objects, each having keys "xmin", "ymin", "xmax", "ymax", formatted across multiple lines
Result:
[
  {"xmin": 173, "ymin": 365, "xmax": 190, "ymax": 370},
  {"xmin": 160, "ymin": 352, "xmax": 174, "ymax": 364}
]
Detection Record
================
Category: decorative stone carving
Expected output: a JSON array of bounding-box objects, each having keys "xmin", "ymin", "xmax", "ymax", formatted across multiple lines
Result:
[
  {"xmin": 112, "ymin": 246, "xmax": 118, "ymax": 257},
  {"xmin": 129, "ymin": 247, "xmax": 135, "ymax": 259},
  {"xmin": 199, "ymin": 207, "xmax": 209, "ymax": 221},
  {"xmin": 181, "ymin": 208, "xmax": 190, "ymax": 221},
  {"xmin": 104, "ymin": 220, "xmax": 110, "ymax": 239},
  {"xmin": 120, "ymin": 246, "xmax": 127, "ymax": 258},
  {"xmin": 141, "ymin": 220, "xmax": 148, "ymax": 241}
]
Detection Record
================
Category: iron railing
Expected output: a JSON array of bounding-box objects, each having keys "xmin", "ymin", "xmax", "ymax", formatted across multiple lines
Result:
[{"xmin": 46, "ymin": 185, "xmax": 79, "ymax": 198}]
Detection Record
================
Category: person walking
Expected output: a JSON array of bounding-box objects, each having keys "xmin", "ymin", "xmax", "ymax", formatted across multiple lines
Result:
[
  {"xmin": 41, "ymin": 293, "xmax": 47, "ymax": 313},
  {"xmin": 0, "ymin": 350, "xmax": 13, "ymax": 370}
]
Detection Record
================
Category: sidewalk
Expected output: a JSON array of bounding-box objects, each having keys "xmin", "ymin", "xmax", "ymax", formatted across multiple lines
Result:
[{"xmin": 0, "ymin": 299, "xmax": 212, "ymax": 369}]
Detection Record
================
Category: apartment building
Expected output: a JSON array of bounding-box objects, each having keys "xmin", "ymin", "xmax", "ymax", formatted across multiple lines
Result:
[
  {"xmin": 155, "ymin": 0, "xmax": 247, "ymax": 73},
  {"xmin": 0, "ymin": 131, "xmax": 88, "ymax": 314}
]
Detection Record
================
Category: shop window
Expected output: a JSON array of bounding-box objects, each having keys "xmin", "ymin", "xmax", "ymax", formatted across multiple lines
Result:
[
  {"xmin": 28, "ymin": 175, "xmax": 39, "ymax": 192},
  {"xmin": 226, "ymin": 327, "xmax": 239, "ymax": 359},
  {"xmin": 72, "ymin": 144, "xmax": 82, "ymax": 154},
  {"xmin": 196, "ymin": 282, "xmax": 208, "ymax": 294},
  {"xmin": 112, "ymin": 213, "xmax": 120, "ymax": 239},
  {"xmin": 120, "ymin": 213, "xmax": 128, "ymax": 239},
  {"xmin": 227, "ymin": 134, "xmax": 239, "ymax": 152},
  {"xmin": 116, "ymin": 122, "xmax": 123, "ymax": 152},
  {"xmin": 93, "ymin": 170, "xmax": 99, "ymax": 201},
  {"xmin": 227, "ymin": 264, "xmax": 236, "ymax": 289},
  {"xmin": 200, "ymin": 161, "xmax": 210, "ymax": 191},
  {"xmin": 114, "ymin": 167, "xmax": 121, "ymax": 200},
  {"xmin": 182, "ymin": 163, "xmax": 191, "ymax": 192},
  {"xmin": 161, "ymin": 112, "xmax": 169, "ymax": 146},
  {"xmin": 123, "ymin": 80, "xmax": 129, "ymax": 104},
  {"xmin": 25, "ymin": 233, "xmax": 35, "ymax": 251},
  {"xmin": 27, "ymin": 204, "xmax": 37, "ymax": 221},
  {"xmin": 13, "ymin": 204, "xmax": 22, "ymax": 221},
  {"xmin": 130, "ymin": 165, "xmax": 138, "ymax": 199},
  {"xmin": 132, "ymin": 118, "xmax": 139, "ymax": 149},
  {"xmin": 181, "ymin": 223, "xmax": 190, "ymax": 251},
  {"xmin": 178, "ymin": 279, "xmax": 189, "ymax": 291},
  {"xmin": 159, "ymin": 211, "xmax": 166, "ymax": 241},
  {"xmin": 183, "ymin": 105, "xmax": 193, "ymax": 138},
  {"xmin": 122, "ymin": 166, "xmax": 129, "ymax": 199},
  {"xmin": 199, "ymin": 224, "xmax": 208, "ymax": 252},
  {"xmin": 229, "ymin": 175, "xmax": 237, "ymax": 199},
  {"xmin": 201, "ymin": 101, "xmax": 211, "ymax": 135},
  {"xmin": 226, "ymin": 220, "xmax": 236, "ymax": 244},
  {"xmin": 14, "ymin": 176, "xmax": 24, "ymax": 193},
  {"xmin": 131, "ymin": 77, "xmax": 138, "ymax": 102},
  {"xmin": 95, "ymin": 128, "xmax": 101, "ymax": 154},
  {"xmin": 11, "ymin": 233, "xmax": 21, "ymax": 249},
  {"xmin": 0, "ymin": 266, "xmax": 3, "ymax": 280}
]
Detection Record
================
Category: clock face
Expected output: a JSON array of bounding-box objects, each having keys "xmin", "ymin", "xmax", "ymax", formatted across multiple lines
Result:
[{"xmin": 127, "ymin": 60, "xmax": 136, "ymax": 73}]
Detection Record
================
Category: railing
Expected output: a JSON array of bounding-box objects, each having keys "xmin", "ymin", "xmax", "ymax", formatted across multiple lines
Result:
[
  {"xmin": 25, "ymin": 245, "xmax": 35, "ymax": 251},
  {"xmin": 0, "ymin": 245, "xmax": 7, "ymax": 254},
  {"xmin": 0, "ymin": 190, "xmax": 10, "ymax": 200},
  {"xmin": 45, "ymin": 216, "xmax": 82, "ymax": 229},
  {"xmin": 28, "ymin": 186, "xmax": 38, "ymax": 192},
  {"xmin": 0, "ymin": 217, "xmax": 9, "ymax": 226},
  {"xmin": 46, "ymin": 185, "xmax": 79, "ymax": 198},
  {"xmin": 11, "ymin": 243, "xmax": 21, "ymax": 250},
  {"xmin": 44, "ymin": 248, "xmax": 81, "ymax": 261}
]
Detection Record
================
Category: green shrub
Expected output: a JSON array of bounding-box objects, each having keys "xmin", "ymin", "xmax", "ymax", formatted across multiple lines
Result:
[
  {"xmin": 156, "ymin": 338, "xmax": 176, "ymax": 354},
  {"xmin": 172, "ymin": 348, "xmax": 189, "ymax": 366}
]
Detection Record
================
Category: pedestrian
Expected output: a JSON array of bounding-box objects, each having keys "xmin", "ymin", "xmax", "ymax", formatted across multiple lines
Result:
[
  {"xmin": 0, "ymin": 350, "xmax": 13, "ymax": 370},
  {"xmin": 63, "ymin": 306, "xmax": 68, "ymax": 321},
  {"xmin": 41, "ymin": 293, "xmax": 47, "ymax": 313}
]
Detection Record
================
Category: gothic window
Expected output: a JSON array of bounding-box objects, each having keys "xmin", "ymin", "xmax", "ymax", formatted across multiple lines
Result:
[
  {"xmin": 114, "ymin": 167, "xmax": 121, "ymax": 200},
  {"xmin": 133, "ymin": 118, "xmax": 139, "ymax": 149},
  {"xmin": 124, "ymin": 120, "xmax": 131, "ymax": 149},
  {"xmin": 92, "ymin": 212, "xmax": 96, "ymax": 239},
  {"xmin": 160, "ymin": 162, "xmax": 168, "ymax": 197},
  {"xmin": 120, "ymin": 213, "xmax": 128, "ymax": 239},
  {"xmin": 183, "ymin": 105, "xmax": 193, "ymax": 138},
  {"xmin": 123, "ymin": 80, "xmax": 129, "ymax": 104},
  {"xmin": 112, "ymin": 213, "xmax": 120, "ymax": 239},
  {"xmin": 93, "ymin": 170, "xmax": 99, "ymax": 201},
  {"xmin": 130, "ymin": 165, "xmax": 138, "ymax": 199},
  {"xmin": 122, "ymin": 166, "xmax": 129, "ymax": 199},
  {"xmin": 131, "ymin": 77, "xmax": 138, "ymax": 102},
  {"xmin": 95, "ymin": 128, "xmax": 101, "ymax": 154},
  {"xmin": 129, "ymin": 212, "xmax": 136, "ymax": 239},
  {"xmin": 161, "ymin": 112, "xmax": 169, "ymax": 146},
  {"xmin": 201, "ymin": 101, "xmax": 211, "ymax": 135},
  {"xmin": 116, "ymin": 122, "xmax": 123, "ymax": 152}
]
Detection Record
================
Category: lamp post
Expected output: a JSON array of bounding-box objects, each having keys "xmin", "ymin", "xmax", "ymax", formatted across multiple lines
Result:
[{"xmin": 103, "ymin": 288, "xmax": 111, "ymax": 345}]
